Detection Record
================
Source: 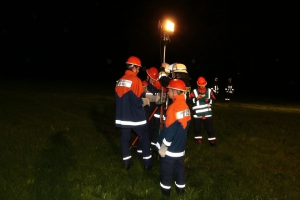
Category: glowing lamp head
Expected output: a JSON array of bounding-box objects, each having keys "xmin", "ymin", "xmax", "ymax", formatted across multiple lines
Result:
[{"xmin": 164, "ymin": 20, "xmax": 174, "ymax": 33}]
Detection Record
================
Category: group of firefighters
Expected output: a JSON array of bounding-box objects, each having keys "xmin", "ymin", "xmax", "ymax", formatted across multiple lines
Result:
[
  {"xmin": 114, "ymin": 56, "xmax": 233, "ymax": 196},
  {"xmin": 212, "ymin": 77, "xmax": 235, "ymax": 102}
]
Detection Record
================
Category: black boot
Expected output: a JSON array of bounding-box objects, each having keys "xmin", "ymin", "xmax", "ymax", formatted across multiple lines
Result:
[
  {"xmin": 144, "ymin": 165, "xmax": 153, "ymax": 170},
  {"xmin": 209, "ymin": 140, "xmax": 216, "ymax": 146},
  {"xmin": 161, "ymin": 188, "xmax": 170, "ymax": 197},
  {"xmin": 124, "ymin": 163, "xmax": 131, "ymax": 170},
  {"xmin": 176, "ymin": 187, "xmax": 185, "ymax": 194}
]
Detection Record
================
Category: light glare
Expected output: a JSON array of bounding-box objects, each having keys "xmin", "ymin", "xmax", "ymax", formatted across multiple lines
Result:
[{"xmin": 165, "ymin": 20, "xmax": 174, "ymax": 32}]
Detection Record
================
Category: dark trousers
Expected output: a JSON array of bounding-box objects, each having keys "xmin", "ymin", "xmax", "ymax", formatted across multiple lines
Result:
[
  {"xmin": 121, "ymin": 126, "xmax": 152, "ymax": 166},
  {"xmin": 151, "ymin": 117, "xmax": 161, "ymax": 147},
  {"xmin": 145, "ymin": 108, "xmax": 157, "ymax": 144},
  {"xmin": 193, "ymin": 117, "xmax": 216, "ymax": 141},
  {"xmin": 151, "ymin": 107, "xmax": 166, "ymax": 148},
  {"xmin": 160, "ymin": 157, "xmax": 185, "ymax": 194},
  {"xmin": 225, "ymin": 93, "xmax": 233, "ymax": 101}
]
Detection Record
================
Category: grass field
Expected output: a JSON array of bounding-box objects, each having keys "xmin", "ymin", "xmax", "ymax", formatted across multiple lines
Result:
[{"xmin": 0, "ymin": 79, "xmax": 299, "ymax": 200}]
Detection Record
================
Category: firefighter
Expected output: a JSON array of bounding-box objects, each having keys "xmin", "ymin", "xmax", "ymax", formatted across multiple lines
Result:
[
  {"xmin": 154, "ymin": 63, "xmax": 192, "ymax": 145},
  {"xmin": 115, "ymin": 56, "xmax": 152, "ymax": 170},
  {"xmin": 160, "ymin": 63, "xmax": 192, "ymax": 99},
  {"xmin": 155, "ymin": 79, "xmax": 191, "ymax": 196},
  {"xmin": 141, "ymin": 67, "xmax": 162, "ymax": 150},
  {"xmin": 172, "ymin": 63, "xmax": 192, "ymax": 99},
  {"xmin": 158, "ymin": 62, "xmax": 172, "ymax": 88},
  {"xmin": 211, "ymin": 77, "xmax": 219, "ymax": 95},
  {"xmin": 188, "ymin": 77, "xmax": 217, "ymax": 146},
  {"xmin": 154, "ymin": 62, "xmax": 191, "ymax": 140},
  {"xmin": 151, "ymin": 63, "xmax": 170, "ymax": 140},
  {"xmin": 225, "ymin": 77, "xmax": 234, "ymax": 102}
]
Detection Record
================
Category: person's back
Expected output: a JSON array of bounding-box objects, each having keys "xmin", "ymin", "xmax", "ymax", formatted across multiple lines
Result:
[
  {"xmin": 115, "ymin": 56, "xmax": 152, "ymax": 170},
  {"xmin": 115, "ymin": 69, "xmax": 146, "ymax": 127}
]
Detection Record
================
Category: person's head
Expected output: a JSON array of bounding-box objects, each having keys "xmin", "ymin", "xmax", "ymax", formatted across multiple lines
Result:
[
  {"xmin": 126, "ymin": 56, "xmax": 142, "ymax": 74},
  {"xmin": 215, "ymin": 77, "xmax": 218, "ymax": 82},
  {"xmin": 197, "ymin": 77, "xmax": 207, "ymax": 93},
  {"xmin": 172, "ymin": 63, "xmax": 192, "ymax": 80},
  {"xmin": 228, "ymin": 78, "xmax": 232, "ymax": 83},
  {"xmin": 146, "ymin": 67, "xmax": 158, "ymax": 84},
  {"xmin": 167, "ymin": 79, "xmax": 186, "ymax": 99}
]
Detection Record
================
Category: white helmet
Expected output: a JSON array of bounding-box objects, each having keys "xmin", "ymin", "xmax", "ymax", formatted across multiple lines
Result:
[{"xmin": 172, "ymin": 63, "xmax": 188, "ymax": 73}]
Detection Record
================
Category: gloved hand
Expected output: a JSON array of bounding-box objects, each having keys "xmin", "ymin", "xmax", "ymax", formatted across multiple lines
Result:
[
  {"xmin": 159, "ymin": 143, "xmax": 168, "ymax": 157},
  {"xmin": 155, "ymin": 95, "xmax": 160, "ymax": 103},
  {"xmin": 142, "ymin": 98, "xmax": 150, "ymax": 107},
  {"xmin": 161, "ymin": 93, "xmax": 166, "ymax": 103},
  {"xmin": 197, "ymin": 94, "xmax": 205, "ymax": 100},
  {"xmin": 161, "ymin": 62, "xmax": 169, "ymax": 69},
  {"xmin": 197, "ymin": 94, "xmax": 203, "ymax": 100},
  {"xmin": 156, "ymin": 93, "xmax": 166, "ymax": 105}
]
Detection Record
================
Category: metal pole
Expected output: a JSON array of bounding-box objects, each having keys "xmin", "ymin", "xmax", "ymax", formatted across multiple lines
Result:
[
  {"xmin": 163, "ymin": 33, "xmax": 166, "ymax": 63},
  {"xmin": 159, "ymin": 32, "xmax": 167, "ymax": 133}
]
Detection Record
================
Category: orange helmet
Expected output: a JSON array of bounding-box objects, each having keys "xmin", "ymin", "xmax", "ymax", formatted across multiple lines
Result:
[
  {"xmin": 197, "ymin": 77, "xmax": 207, "ymax": 87},
  {"xmin": 167, "ymin": 79, "xmax": 186, "ymax": 91},
  {"xmin": 146, "ymin": 67, "xmax": 158, "ymax": 80},
  {"xmin": 126, "ymin": 56, "xmax": 141, "ymax": 67}
]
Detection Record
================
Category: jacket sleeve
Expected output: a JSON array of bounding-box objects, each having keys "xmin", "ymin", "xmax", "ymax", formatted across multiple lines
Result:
[
  {"xmin": 161, "ymin": 121, "xmax": 178, "ymax": 147},
  {"xmin": 131, "ymin": 77, "xmax": 145, "ymax": 108}
]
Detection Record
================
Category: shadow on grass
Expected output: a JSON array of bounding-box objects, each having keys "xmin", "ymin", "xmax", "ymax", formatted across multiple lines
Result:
[
  {"xmin": 89, "ymin": 105, "xmax": 120, "ymax": 154},
  {"xmin": 33, "ymin": 131, "xmax": 75, "ymax": 200}
]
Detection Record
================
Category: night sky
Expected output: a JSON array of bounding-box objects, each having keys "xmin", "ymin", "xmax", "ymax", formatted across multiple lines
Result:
[{"xmin": 1, "ymin": 1, "xmax": 299, "ymax": 97}]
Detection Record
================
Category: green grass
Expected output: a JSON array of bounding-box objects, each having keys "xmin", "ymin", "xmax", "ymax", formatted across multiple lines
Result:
[{"xmin": 0, "ymin": 79, "xmax": 299, "ymax": 200}]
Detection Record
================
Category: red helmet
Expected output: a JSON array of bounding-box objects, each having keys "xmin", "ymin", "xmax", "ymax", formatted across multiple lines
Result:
[
  {"xmin": 146, "ymin": 67, "xmax": 158, "ymax": 80},
  {"xmin": 167, "ymin": 79, "xmax": 186, "ymax": 91},
  {"xmin": 126, "ymin": 56, "xmax": 141, "ymax": 67},
  {"xmin": 197, "ymin": 77, "xmax": 207, "ymax": 87}
]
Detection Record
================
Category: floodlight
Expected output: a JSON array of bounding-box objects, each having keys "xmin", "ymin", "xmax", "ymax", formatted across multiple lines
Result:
[
  {"xmin": 164, "ymin": 20, "xmax": 174, "ymax": 33},
  {"xmin": 158, "ymin": 19, "xmax": 175, "ymax": 62}
]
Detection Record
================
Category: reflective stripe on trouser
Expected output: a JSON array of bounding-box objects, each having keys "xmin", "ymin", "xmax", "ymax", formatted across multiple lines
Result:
[
  {"xmin": 160, "ymin": 157, "xmax": 185, "ymax": 192},
  {"xmin": 225, "ymin": 93, "xmax": 232, "ymax": 101},
  {"xmin": 193, "ymin": 117, "xmax": 216, "ymax": 141},
  {"xmin": 121, "ymin": 126, "xmax": 152, "ymax": 166}
]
